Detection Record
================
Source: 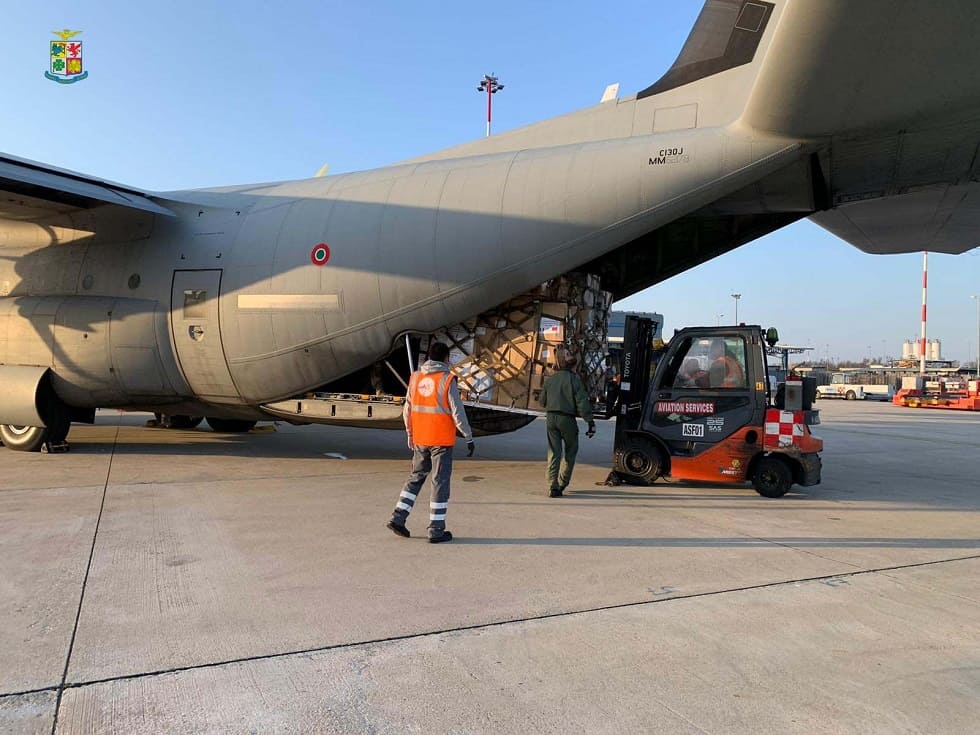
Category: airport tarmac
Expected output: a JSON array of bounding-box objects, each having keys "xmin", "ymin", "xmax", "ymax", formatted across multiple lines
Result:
[{"xmin": 1, "ymin": 400, "xmax": 978, "ymax": 734}]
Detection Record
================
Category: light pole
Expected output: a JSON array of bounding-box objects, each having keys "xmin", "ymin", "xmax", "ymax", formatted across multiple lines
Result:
[
  {"xmin": 477, "ymin": 74, "xmax": 504, "ymax": 137},
  {"xmin": 716, "ymin": 313, "xmax": 724, "ymax": 326},
  {"xmin": 731, "ymin": 293, "xmax": 741, "ymax": 324},
  {"xmin": 972, "ymin": 295, "xmax": 979, "ymax": 378}
]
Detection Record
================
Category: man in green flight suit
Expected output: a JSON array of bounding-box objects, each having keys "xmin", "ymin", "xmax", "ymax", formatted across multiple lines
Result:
[{"xmin": 538, "ymin": 354, "xmax": 596, "ymax": 497}]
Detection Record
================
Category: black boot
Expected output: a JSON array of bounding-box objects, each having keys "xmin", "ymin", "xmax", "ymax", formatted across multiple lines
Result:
[{"xmin": 386, "ymin": 520, "xmax": 410, "ymax": 538}]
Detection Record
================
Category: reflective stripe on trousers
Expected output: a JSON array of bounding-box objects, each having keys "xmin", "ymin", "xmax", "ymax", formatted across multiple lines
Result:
[{"xmin": 391, "ymin": 444, "xmax": 454, "ymax": 532}]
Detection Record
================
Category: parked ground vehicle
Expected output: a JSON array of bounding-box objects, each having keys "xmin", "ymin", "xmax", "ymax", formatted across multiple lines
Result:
[
  {"xmin": 609, "ymin": 318, "xmax": 822, "ymax": 497},
  {"xmin": 894, "ymin": 377, "xmax": 980, "ymax": 411},
  {"xmin": 816, "ymin": 372, "xmax": 894, "ymax": 401}
]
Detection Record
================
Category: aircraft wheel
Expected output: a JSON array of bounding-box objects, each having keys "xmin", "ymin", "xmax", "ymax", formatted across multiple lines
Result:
[
  {"xmin": 155, "ymin": 414, "xmax": 204, "ymax": 429},
  {"xmin": 0, "ymin": 424, "xmax": 49, "ymax": 452},
  {"xmin": 752, "ymin": 455, "xmax": 792, "ymax": 498},
  {"xmin": 0, "ymin": 417, "xmax": 68, "ymax": 451},
  {"xmin": 845, "ymin": 390, "xmax": 856, "ymax": 400},
  {"xmin": 612, "ymin": 436, "xmax": 663, "ymax": 485},
  {"xmin": 205, "ymin": 417, "xmax": 257, "ymax": 433},
  {"xmin": 46, "ymin": 415, "xmax": 71, "ymax": 444},
  {"xmin": 0, "ymin": 391, "xmax": 71, "ymax": 451},
  {"xmin": 2, "ymin": 380, "xmax": 73, "ymax": 451}
]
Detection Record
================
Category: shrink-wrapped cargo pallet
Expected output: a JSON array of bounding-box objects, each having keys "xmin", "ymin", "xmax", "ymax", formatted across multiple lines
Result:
[{"xmin": 420, "ymin": 273, "xmax": 612, "ymax": 413}]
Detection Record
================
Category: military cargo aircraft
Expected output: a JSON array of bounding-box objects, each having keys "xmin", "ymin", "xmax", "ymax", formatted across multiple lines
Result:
[{"xmin": 2, "ymin": 0, "xmax": 980, "ymax": 450}]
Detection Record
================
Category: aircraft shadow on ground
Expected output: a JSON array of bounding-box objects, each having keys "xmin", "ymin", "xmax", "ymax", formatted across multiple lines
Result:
[
  {"xmin": 452, "ymin": 536, "xmax": 980, "ymax": 549},
  {"xmin": 536, "ymin": 494, "xmax": 980, "ymax": 520},
  {"xmin": 49, "ymin": 419, "xmax": 414, "ymax": 460},
  {"xmin": 37, "ymin": 420, "xmax": 978, "ymax": 511},
  {"xmin": 52, "ymin": 428, "xmax": 558, "ymax": 462}
]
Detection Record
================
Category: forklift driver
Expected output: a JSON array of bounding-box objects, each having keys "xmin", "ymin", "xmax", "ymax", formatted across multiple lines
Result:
[
  {"xmin": 676, "ymin": 358, "xmax": 708, "ymax": 388},
  {"xmin": 707, "ymin": 340, "xmax": 746, "ymax": 388}
]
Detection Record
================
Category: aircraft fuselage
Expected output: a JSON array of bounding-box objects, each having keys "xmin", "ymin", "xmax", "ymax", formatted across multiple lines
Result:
[{"xmin": 0, "ymin": 127, "xmax": 806, "ymax": 418}]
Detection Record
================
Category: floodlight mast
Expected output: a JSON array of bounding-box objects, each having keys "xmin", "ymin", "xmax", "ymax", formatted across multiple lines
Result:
[
  {"xmin": 920, "ymin": 252, "xmax": 928, "ymax": 376},
  {"xmin": 477, "ymin": 74, "xmax": 504, "ymax": 137},
  {"xmin": 972, "ymin": 294, "xmax": 979, "ymax": 378}
]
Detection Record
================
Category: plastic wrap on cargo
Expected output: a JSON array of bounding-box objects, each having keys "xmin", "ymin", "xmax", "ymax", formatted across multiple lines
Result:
[{"xmin": 419, "ymin": 273, "xmax": 612, "ymax": 412}]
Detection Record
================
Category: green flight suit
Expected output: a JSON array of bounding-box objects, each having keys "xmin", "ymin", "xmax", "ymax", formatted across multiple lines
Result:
[{"xmin": 539, "ymin": 369, "xmax": 594, "ymax": 491}]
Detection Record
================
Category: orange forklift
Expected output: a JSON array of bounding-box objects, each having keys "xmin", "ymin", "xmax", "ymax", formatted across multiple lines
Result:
[{"xmin": 609, "ymin": 317, "xmax": 822, "ymax": 497}]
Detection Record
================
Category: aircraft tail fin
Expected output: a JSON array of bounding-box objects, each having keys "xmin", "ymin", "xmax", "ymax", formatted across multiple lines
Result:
[
  {"xmin": 637, "ymin": 0, "xmax": 775, "ymax": 101},
  {"xmin": 400, "ymin": 1, "xmax": 779, "ymax": 166}
]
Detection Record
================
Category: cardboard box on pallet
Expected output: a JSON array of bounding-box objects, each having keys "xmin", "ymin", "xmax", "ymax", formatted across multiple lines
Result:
[{"xmin": 423, "ymin": 273, "xmax": 612, "ymax": 412}]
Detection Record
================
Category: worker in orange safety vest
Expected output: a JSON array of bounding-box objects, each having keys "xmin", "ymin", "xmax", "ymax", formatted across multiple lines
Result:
[
  {"xmin": 386, "ymin": 341, "xmax": 474, "ymax": 543},
  {"xmin": 708, "ymin": 340, "xmax": 747, "ymax": 389}
]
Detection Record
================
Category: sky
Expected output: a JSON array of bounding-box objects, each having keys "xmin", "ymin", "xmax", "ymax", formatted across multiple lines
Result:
[{"xmin": 2, "ymin": 0, "xmax": 978, "ymax": 365}]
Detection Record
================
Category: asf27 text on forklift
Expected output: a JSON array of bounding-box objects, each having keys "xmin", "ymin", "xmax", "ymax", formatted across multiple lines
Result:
[{"xmin": 608, "ymin": 316, "xmax": 822, "ymax": 497}]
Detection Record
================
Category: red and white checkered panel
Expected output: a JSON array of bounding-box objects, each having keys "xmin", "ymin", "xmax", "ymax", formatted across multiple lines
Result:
[{"xmin": 764, "ymin": 409, "xmax": 804, "ymax": 448}]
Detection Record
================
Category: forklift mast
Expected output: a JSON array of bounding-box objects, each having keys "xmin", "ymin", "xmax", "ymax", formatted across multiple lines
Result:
[{"xmin": 615, "ymin": 316, "xmax": 656, "ymax": 435}]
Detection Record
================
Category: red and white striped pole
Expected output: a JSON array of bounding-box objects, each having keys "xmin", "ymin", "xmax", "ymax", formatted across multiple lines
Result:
[
  {"xmin": 920, "ymin": 251, "xmax": 928, "ymax": 376},
  {"xmin": 477, "ymin": 74, "xmax": 504, "ymax": 137},
  {"xmin": 486, "ymin": 83, "xmax": 492, "ymax": 137}
]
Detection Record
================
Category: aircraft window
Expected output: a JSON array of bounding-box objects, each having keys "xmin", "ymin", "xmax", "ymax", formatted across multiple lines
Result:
[
  {"xmin": 183, "ymin": 289, "xmax": 207, "ymax": 319},
  {"xmin": 735, "ymin": 2, "xmax": 767, "ymax": 32}
]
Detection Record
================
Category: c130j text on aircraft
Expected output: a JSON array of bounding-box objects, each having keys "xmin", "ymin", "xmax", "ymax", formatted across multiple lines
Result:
[{"xmin": 2, "ymin": 0, "xmax": 979, "ymax": 451}]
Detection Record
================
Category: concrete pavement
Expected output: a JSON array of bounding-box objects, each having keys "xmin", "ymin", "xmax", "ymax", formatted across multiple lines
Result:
[{"xmin": 1, "ymin": 401, "xmax": 977, "ymax": 733}]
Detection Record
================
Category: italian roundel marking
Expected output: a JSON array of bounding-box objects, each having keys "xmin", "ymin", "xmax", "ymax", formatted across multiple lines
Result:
[
  {"xmin": 417, "ymin": 377, "xmax": 436, "ymax": 397},
  {"xmin": 311, "ymin": 243, "xmax": 331, "ymax": 266}
]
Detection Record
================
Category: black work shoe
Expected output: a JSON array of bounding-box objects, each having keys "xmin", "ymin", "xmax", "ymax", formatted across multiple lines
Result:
[
  {"xmin": 386, "ymin": 520, "xmax": 410, "ymax": 538},
  {"xmin": 549, "ymin": 489, "xmax": 563, "ymax": 498},
  {"xmin": 428, "ymin": 530, "xmax": 453, "ymax": 544}
]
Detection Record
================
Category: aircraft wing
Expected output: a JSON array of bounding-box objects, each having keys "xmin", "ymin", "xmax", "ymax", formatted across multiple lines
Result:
[{"xmin": 0, "ymin": 153, "xmax": 175, "ymax": 223}]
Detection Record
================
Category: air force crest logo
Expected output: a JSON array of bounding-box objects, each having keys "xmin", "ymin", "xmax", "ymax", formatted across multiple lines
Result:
[{"xmin": 45, "ymin": 29, "xmax": 88, "ymax": 84}]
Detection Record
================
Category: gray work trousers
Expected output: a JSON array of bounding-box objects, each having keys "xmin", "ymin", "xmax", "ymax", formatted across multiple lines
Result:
[
  {"xmin": 546, "ymin": 412, "xmax": 579, "ymax": 491},
  {"xmin": 392, "ymin": 445, "xmax": 454, "ymax": 535}
]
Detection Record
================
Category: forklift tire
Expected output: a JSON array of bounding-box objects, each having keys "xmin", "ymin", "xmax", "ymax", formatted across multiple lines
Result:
[
  {"xmin": 752, "ymin": 455, "xmax": 793, "ymax": 498},
  {"xmin": 612, "ymin": 436, "xmax": 663, "ymax": 486}
]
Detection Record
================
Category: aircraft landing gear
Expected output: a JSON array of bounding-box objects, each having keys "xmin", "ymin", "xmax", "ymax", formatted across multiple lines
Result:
[
  {"xmin": 1, "ymin": 424, "xmax": 52, "ymax": 452},
  {"xmin": 205, "ymin": 417, "xmax": 257, "ymax": 433},
  {"xmin": 0, "ymin": 388, "xmax": 71, "ymax": 452},
  {"xmin": 153, "ymin": 414, "xmax": 204, "ymax": 429}
]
